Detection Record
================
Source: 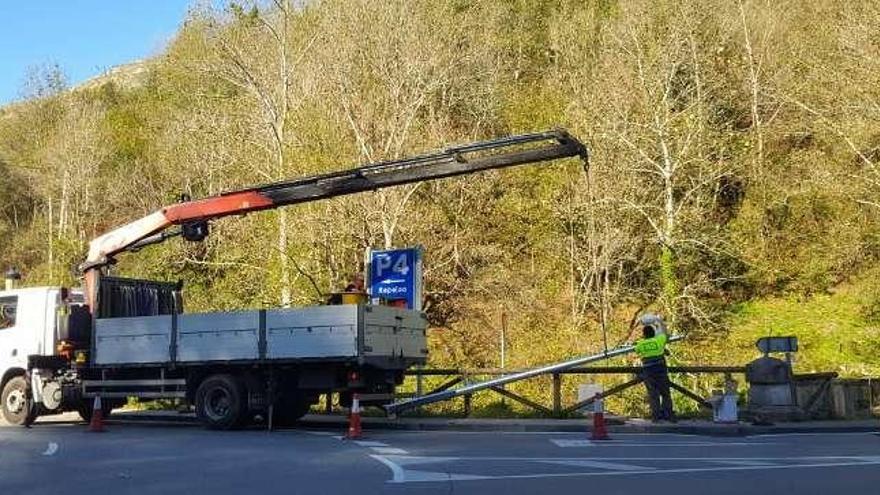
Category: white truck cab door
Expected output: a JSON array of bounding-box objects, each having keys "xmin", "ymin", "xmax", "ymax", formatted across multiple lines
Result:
[
  {"xmin": 0, "ymin": 294, "xmax": 27, "ymax": 373},
  {"xmin": 0, "ymin": 291, "xmax": 54, "ymax": 374}
]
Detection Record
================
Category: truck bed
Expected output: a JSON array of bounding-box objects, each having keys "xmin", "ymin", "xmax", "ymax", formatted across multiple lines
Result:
[{"xmin": 93, "ymin": 304, "xmax": 427, "ymax": 368}]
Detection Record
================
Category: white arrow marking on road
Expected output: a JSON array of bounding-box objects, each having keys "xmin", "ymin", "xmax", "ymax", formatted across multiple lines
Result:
[
  {"xmin": 379, "ymin": 455, "xmax": 460, "ymax": 467},
  {"xmin": 372, "ymin": 447, "xmax": 409, "ymax": 455},
  {"xmin": 390, "ymin": 469, "xmax": 487, "ymax": 483},
  {"xmin": 354, "ymin": 441, "xmax": 389, "ymax": 448},
  {"xmin": 369, "ymin": 455, "xmax": 880, "ymax": 484},
  {"xmin": 369, "ymin": 455, "xmax": 485, "ymax": 483},
  {"xmin": 42, "ymin": 442, "xmax": 58, "ymax": 456}
]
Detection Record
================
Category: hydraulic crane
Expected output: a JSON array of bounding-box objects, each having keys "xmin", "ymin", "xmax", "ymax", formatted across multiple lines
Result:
[
  {"xmin": 0, "ymin": 129, "xmax": 590, "ymax": 429},
  {"xmin": 80, "ymin": 129, "xmax": 588, "ymax": 311}
]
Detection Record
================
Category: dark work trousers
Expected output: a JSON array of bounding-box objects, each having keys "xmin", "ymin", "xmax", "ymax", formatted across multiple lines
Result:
[{"xmin": 641, "ymin": 358, "xmax": 674, "ymax": 421}]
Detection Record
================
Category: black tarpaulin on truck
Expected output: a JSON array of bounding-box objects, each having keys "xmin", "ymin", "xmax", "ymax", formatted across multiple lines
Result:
[{"xmin": 98, "ymin": 277, "xmax": 183, "ymax": 318}]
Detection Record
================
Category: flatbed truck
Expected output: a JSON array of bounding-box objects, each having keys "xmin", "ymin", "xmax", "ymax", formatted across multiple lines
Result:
[{"xmin": 0, "ymin": 130, "xmax": 587, "ymax": 429}]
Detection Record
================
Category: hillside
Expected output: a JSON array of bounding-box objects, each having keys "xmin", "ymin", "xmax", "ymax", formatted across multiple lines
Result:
[
  {"xmin": 1, "ymin": 0, "xmax": 879, "ymax": 383},
  {"xmin": 74, "ymin": 60, "xmax": 150, "ymax": 93}
]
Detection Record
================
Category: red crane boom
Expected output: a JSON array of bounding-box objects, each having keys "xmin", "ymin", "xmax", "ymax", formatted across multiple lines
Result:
[{"xmin": 81, "ymin": 129, "xmax": 588, "ymax": 311}]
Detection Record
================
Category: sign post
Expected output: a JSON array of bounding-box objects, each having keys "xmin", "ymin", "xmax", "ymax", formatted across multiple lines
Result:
[{"xmin": 366, "ymin": 246, "xmax": 423, "ymax": 311}]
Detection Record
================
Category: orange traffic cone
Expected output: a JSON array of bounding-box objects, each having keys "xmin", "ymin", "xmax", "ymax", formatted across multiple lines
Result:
[
  {"xmin": 590, "ymin": 394, "xmax": 610, "ymax": 441},
  {"xmin": 346, "ymin": 393, "xmax": 362, "ymax": 440},
  {"xmin": 88, "ymin": 396, "xmax": 105, "ymax": 432}
]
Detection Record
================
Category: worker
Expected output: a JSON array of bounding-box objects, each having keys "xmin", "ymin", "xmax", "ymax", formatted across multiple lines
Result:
[
  {"xmin": 327, "ymin": 272, "xmax": 365, "ymax": 305},
  {"xmin": 0, "ymin": 304, "xmax": 13, "ymax": 329},
  {"xmin": 635, "ymin": 313, "xmax": 675, "ymax": 422},
  {"xmin": 344, "ymin": 273, "xmax": 365, "ymax": 294}
]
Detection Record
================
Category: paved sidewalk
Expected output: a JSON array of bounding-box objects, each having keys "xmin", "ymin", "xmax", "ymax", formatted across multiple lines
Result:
[{"xmin": 107, "ymin": 409, "xmax": 880, "ymax": 436}]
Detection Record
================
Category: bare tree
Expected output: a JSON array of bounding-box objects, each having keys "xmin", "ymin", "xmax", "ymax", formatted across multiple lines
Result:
[
  {"xmin": 552, "ymin": 0, "xmax": 741, "ymax": 330},
  {"xmin": 315, "ymin": 0, "xmax": 500, "ymax": 249},
  {"xmin": 188, "ymin": 1, "xmax": 317, "ymax": 305}
]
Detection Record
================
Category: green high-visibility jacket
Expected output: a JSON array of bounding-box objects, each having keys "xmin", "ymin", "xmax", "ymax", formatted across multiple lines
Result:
[{"xmin": 635, "ymin": 333, "xmax": 668, "ymax": 360}]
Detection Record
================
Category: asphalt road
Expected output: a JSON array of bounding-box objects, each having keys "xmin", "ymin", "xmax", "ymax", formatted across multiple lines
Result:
[{"xmin": 2, "ymin": 417, "xmax": 879, "ymax": 495}]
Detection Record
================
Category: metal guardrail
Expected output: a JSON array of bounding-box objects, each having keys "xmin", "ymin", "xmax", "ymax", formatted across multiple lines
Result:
[
  {"xmin": 391, "ymin": 364, "xmax": 747, "ymax": 418},
  {"xmin": 386, "ymin": 338, "xmax": 684, "ymax": 414}
]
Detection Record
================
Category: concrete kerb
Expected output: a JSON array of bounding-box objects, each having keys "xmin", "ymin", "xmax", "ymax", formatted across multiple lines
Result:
[{"xmin": 108, "ymin": 410, "xmax": 880, "ymax": 436}]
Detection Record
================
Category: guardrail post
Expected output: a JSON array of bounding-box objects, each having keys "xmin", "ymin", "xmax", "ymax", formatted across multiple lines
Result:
[
  {"xmin": 415, "ymin": 367, "xmax": 424, "ymax": 416},
  {"xmin": 552, "ymin": 373, "xmax": 562, "ymax": 417},
  {"xmin": 462, "ymin": 371, "xmax": 471, "ymax": 417},
  {"xmin": 325, "ymin": 392, "xmax": 332, "ymax": 414}
]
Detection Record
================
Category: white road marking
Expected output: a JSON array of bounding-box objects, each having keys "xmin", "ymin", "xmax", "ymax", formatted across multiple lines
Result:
[
  {"xmin": 388, "ymin": 455, "xmax": 461, "ymax": 466},
  {"xmin": 371, "ymin": 447, "xmax": 408, "ymax": 455},
  {"xmin": 354, "ymin": 440, "xmax": 389, "ymax": 448},
  {"xmin": 369, "ymin": 455, "xmax": 485, "ymax": 483},
  {"xmin": 551, "ymin": 439, "xmax": 769, "ymax": 447},
  {"xmin": 751, "ymin": 432, "xmax": 876, "ymax": 438},
  {"xmin": 391, "ymin": 469, "xmax": 487, "ymax": 482},
  {"xmin": 369, "ymin": 454, "xmax": 408, "ymax": 482},
  {"xmin": 370, "ymin": 455, "xmax": 880, "ymax": 484},
  {"xmin": 551, "ymin": 439, "xmax": 590, "ymax": 447},
  {"xmin": 42, "ymin": 442, "xmax": 58, "ymax": 456},
  {"xmin": 334, "ymin": 437, "xmax": 410, "ymax": 455},
  {"xmin": 412, "ymin": 455, "xmax": 876, "ymax": 462},
  {"xmin": 710, "ymin": 459, "xmax": 776, "ymax": 467},
  {"xmin": 539, "ymin": 459, "xmax": 653, "ymax": 471},
  {"xmin": 303, "ymin": 431, "xmax": 335, "ymax": 436}
]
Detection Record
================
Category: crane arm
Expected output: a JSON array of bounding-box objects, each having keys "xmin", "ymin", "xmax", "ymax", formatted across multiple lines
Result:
[{"xmin": 83, "ymin": 129, "xmax": 587, "ymax": 272}]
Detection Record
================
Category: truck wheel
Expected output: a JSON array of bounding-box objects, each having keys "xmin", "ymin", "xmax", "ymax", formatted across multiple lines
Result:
[
  {"xmin": 195, "ymin": 374, "xmax": 246, "ymax": 430},
  {"xmin": 77, "ymin": 399, "xmax": 115, "ymax": 423},
  {"xmin": 2, "ymin": 376, "xmax": 37, "ymax": 426}
]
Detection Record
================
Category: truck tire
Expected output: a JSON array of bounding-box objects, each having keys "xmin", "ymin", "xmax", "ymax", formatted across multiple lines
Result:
[
  {"xmin": 195, "ymin": 374, "xmax": 246, "ymax": 430},
  {"xmin": 2, "ymin": 376, "xmax": 37, "ymax": 426},
  {"xmin": 77, "ymin": 399, "xmax": 115, "ymax": 423}
]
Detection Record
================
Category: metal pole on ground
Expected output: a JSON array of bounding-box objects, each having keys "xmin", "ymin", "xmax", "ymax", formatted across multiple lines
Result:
[{"xmin": 386, "ymin": 335, "xmax": 683, "ymax": 415}]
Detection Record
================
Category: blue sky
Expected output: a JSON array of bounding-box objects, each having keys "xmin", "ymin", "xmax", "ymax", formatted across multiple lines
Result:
[{"xmin": 0, "ymin": 1, "xmax": 193, "ymax": 104}]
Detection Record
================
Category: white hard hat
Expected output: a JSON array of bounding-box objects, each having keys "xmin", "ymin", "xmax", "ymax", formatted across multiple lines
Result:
[{"xmin": 638, "ymin": 313, "xmax": 667, "ymax": 334}]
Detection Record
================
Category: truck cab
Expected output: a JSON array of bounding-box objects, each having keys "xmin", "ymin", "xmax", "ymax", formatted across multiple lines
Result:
[{"xmin": 0, "ymin": 287, "xmax": 71, "ymax": 424}]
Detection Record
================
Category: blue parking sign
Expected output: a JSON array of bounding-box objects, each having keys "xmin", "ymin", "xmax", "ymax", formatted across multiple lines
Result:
[{"xmin": 368, "ymin": 246, "xmax": 423, "ymax": 310}]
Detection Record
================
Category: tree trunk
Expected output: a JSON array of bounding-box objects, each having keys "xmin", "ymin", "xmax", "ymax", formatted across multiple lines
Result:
[{"xmin": 278, "ymin": 202, "xmax": 291, "ymax": 307}]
